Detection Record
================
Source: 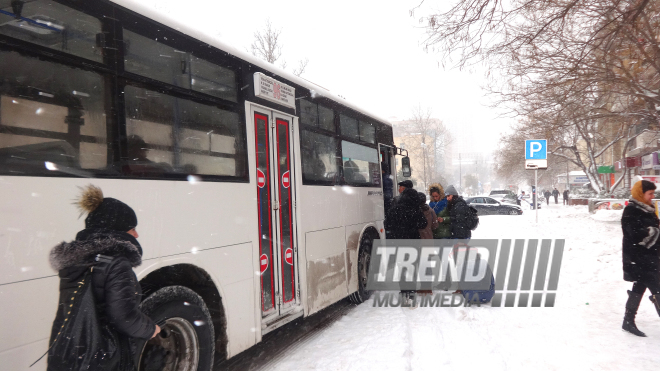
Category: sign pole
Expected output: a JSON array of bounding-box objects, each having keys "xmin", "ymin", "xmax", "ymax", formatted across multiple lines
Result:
[
  {"xmin": 525, "ymin": 139, "xmax": 547, "ymax": 224},
  {"xmin": 535, "ymin": 168, "xmax": 538, "ymax": 223}
]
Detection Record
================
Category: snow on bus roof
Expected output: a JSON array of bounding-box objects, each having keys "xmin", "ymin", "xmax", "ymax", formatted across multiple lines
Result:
[{"xmin": 110, "ymin": 0, "xmax": 393, "ymax": 127}]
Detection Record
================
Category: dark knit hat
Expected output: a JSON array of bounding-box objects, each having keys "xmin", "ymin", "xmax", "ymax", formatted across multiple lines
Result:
[
  {"xmin": 445, "ymin": 185, "xmax": 459, "ymax": 196},
  {"xmin": 77, "ymin": 185, "xmax": 138, "ymax": 232}
]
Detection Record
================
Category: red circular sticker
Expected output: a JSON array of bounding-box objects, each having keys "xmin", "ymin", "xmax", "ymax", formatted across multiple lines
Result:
[
  {"xmin": 282, "ymin": 170, "xmax": 290, "ymax": 188},
  {"xmin": 257, "ymin": 169, "xmax": 266, "ymax": 188},
  {"xmin": 284, "ymin": 247, "xmax": 293, "ymax": 265},
  {"xmin": 260, "ymin": 253, "xmax": 269, "ymax": 274}
]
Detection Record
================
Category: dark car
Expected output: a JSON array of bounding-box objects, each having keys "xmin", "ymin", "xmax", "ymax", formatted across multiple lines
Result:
[{"xmin": 466, "ymin": 197, "xmax": 523, "ymax": 215}]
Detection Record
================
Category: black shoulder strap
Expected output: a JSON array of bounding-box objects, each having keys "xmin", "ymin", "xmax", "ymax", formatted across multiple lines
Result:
[{"xmin": 92, "ymin": 254, "xmax": 116, "ymax": 302}]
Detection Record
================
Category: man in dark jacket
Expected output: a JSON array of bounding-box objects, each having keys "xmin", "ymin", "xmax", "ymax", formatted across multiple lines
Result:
[
  {"xmin": 620, "ymin": 180, "xmax": 660, "ymax": 337},
  {"xmin": 563, "ymin": 189, "xmax": 570, "ymax": 205},
  {"xmin": 385, "ymin": 188, "xmax": 428, "ymax": 305},
  {"xmin": 445, "ymin": 185, "xmax": 472, "ymax": 239},
  {"xmin": 49, "ymin": 185, "xmax": 159, "ymax": 370},
  {"xmin": 543, "ymin": 190, "xmax": 551, "ymax": 206},
  {"xmin": 390, "ymin": 180, "xmax": 413, "ymax": 210},
  {"xmin": 385, "ymin": 180, "xmax": 413, "ymax": 239},
  {"xmin": 385, "ymin": 187, "xmax": 428, "ymax": 239},
  {"xmin": 552, "ymin": 188, "xmax": 560, "ymax": 204}
]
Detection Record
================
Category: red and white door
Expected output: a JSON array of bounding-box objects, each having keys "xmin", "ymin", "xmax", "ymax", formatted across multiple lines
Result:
[{"xmin": 252, "ymin": 106, "xmax": 299, "ymax": 322}]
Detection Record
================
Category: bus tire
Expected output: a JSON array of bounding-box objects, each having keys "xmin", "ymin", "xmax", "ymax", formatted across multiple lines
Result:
[
  {"xmin": 348, "ymin": 233, "xmax": 376, "ymax": 304},
  {"xmin": 138, "ymin": 286, "xmax": 215, "ymax": 371}
]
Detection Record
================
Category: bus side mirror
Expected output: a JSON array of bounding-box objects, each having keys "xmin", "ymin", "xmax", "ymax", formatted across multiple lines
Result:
[{"xmin": 401, "ymin": 156, "xmax": 411, "ymax": 177}]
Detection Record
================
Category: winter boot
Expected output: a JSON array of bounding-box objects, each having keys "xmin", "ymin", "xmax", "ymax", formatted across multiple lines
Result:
[
  {"xmin": 650, "ymin": 294, "xmax": 660, "ymax": 317},
  {"xmin": 623, "ymin": 290, "xmax": 646, "ymax": 337}
]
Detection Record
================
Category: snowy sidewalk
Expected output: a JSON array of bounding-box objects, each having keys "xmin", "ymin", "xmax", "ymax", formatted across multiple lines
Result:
[{"xmin": 226, "ymin": 206, "xmax": 660, "ymax": 370}]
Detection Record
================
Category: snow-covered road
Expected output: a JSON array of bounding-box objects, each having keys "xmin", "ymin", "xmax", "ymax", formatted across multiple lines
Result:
[{"xmin": 220, "ymin": 203, "xmax": 660, "ymax": 370}]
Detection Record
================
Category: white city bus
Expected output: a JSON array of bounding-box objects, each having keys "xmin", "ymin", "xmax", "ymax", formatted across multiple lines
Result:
[{"xmin": 0, "ymin": 0, "xmax": 404, "ymax": 369}]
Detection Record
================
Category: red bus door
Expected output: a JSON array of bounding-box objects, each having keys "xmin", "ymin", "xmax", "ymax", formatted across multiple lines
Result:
[{"xmin": 252, "ymin": 107, "xmax": 299, "ymax": 323}]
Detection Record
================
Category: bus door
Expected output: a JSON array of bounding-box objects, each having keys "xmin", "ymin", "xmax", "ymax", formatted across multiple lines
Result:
[
  {"xmin": 251, "ymin": 106, "xmax": 300, "ymax": 323},
  {"xmin": 379, "ymin": 144, "xmax": 396, "ymax": 213}
]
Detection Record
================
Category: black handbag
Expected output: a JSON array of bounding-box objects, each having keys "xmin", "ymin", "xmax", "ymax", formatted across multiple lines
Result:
[{"xmin": 34, "ymin": 255, "xmax": 124, "ymax": 370}]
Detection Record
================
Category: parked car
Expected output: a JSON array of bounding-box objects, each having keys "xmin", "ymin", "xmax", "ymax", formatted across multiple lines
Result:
[
  {"xmin": 489, "ymin": 190, "xmax": 518, "ymax": 204},
  {"xmin": 466, "ymin": 197, "xmax": 523, "ymax": 215}
]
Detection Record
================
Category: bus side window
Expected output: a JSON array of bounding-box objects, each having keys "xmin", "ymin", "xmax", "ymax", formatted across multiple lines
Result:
[
  {"xmin": 340, "ymin": 114, "xmax": 359, "ymax": 142},
  {"xmin": 341, "ymin": 140, "xmax": 379, "ymax": 186},
  {"xmin": 359, "ymin": 121, "xmax": 375, "ymax": 144},
  {"xmin": 0, "ymin": 0, "xmax": 103, "ymax": 62},
  {"xmin": 123, "ymin": 29, "xmax": 238, "ymax": 103},
  {"xmin": 299, "ymin": 129, "xmax": 338, "ymax": 185},
  {"xmin": 0, "ymin": 51, "xmax": 108, "ymax": 175},
  {"xmin": 123, "ymin": 85, "xmax": 246, "ymax": 179},
  {"xmin": 300, "ymin": 99, "xmax": 335, "ymax": 133}
]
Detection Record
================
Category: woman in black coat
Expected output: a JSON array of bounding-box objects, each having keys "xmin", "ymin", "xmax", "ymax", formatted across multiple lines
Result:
[
  {"xmin": 385, "ymin": 188, "xmax": 428, "ymax": 239},
  {"xmin": 48, "ymin": 185, "xmax": 159, "ymax": 369},
  {"xmin": 444, "ymin": 185, "xmax": 472, "ymax": 240},
  {"xmin": 621, "ymin": 180, "xmax": 660, "ymax": 337}
]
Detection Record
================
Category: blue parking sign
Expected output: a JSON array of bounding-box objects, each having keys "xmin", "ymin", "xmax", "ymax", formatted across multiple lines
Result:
[{"xmin": 525, "ymin": 140, "xmax": 547, "ymax": 160}]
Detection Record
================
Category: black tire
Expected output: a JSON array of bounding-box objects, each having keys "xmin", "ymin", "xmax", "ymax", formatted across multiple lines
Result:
[
  {"xmin": 509, "ymin": 209, "xmax": 518, "ymax": 215},
  {"xmin": 139, "ymin": 286, "xmax": 215, "ymax": 371},
  {"xmin": 348, "ymin": 232, "xmax": 377, "ymax": 304}
]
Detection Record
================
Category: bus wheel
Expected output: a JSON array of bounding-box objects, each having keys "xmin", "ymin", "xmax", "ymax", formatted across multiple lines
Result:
[
  {"xmin": 139, "ymin": 286, "xmax": 215, "ymax": 371},
  {"xmin": 349, "ymin": 233, "xmax": 376, "ymax": 304}
]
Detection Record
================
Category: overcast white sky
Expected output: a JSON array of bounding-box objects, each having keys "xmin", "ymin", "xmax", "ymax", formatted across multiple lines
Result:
[{"xmin": 145, "ymin": 0, "xmax": 511, "ymax": 154}]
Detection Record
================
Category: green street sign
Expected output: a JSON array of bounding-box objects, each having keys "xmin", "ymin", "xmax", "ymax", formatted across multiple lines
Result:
[{"xmin": 597, "ymin": 166, "xmax": 615, "ymax": 174}]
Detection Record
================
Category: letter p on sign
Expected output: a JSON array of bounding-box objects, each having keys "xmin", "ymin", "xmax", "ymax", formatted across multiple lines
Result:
[{"xmin": 525, "ymin": 140, "xmax": 547, "ymax": 160}]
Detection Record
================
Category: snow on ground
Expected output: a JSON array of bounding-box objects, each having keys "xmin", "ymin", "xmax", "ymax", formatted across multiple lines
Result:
[{"xmin": 259, "ymin": 203, "xmax": 660, "ymax": 370}]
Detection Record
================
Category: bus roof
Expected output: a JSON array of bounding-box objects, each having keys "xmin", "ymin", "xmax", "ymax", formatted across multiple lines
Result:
[{"xmin": 110, "ymin": 0, "xmax": 393, "ymax": 127}]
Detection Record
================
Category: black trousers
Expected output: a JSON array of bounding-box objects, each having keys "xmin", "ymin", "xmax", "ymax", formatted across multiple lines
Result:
[{"xmin": 632, "ymin": 281, "xmax": 660, "ymax": 296}]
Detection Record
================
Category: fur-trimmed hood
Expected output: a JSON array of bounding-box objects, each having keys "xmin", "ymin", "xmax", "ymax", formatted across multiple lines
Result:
[
  {"xmin": 50, "ymin": 229, "xmax": 142, "ymax": 271},
  {"xmin": 428, "ymin": 183, "xmax": 444, "ymax": 199},
  {"xmin": 628, "ymin": 197, "xmax": 656, "ymax": 214}
]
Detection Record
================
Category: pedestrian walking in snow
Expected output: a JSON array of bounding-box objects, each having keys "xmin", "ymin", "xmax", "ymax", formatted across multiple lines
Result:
[
  {"xmin": 621, "ymin": 180, "xmax": 660, "ymax": 337},
  {"xmin": 544, "ymin": 190, "xmax": 551, "ymax": 206},
  {"xmin": 47, "ymin": 185, "xmax": 160, "ymax": 370},
  {"xmin": 563, "ymin": 189, "xmax": 570, "ymax": 205},
  {"xmin": 552, "ymin": 188, "xmax": 560, "ymax": 204},
  {"xmin": 429, "ymin": 183, "xmax": 451, "ymax": 239}
]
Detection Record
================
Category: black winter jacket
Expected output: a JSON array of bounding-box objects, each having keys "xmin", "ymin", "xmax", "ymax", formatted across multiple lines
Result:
[
  {"xmin": 385, "ymin": 189, "xmax": 427, "ymax": 239},
  {"xmin": 621, "ymin": 199, "xmax": 660, "ymax": 286},
  {"xmin": 449, "ymin": 196, "xmax": 472, "ymax": 239},
  {"xmin": 48, "ymin": 229, "xmax": 155, "ymax": 366}
]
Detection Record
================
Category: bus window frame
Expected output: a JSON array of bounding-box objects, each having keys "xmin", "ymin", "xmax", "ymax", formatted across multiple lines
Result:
[{"xmin": 0, "ymin": 2, "xmax": 250, "ymax": 183}]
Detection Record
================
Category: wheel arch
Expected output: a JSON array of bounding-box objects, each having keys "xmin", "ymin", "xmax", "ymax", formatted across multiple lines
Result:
[
  {"xmin": 359, "ymin": 224, "xmax": 381, "ymax": 247},
  {"xmin": 139, "ymin": 263, "xmax": 229, "ymax": 361}
]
